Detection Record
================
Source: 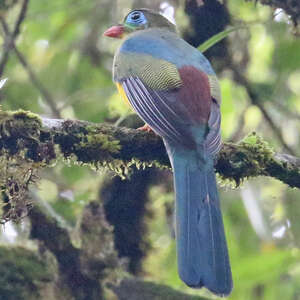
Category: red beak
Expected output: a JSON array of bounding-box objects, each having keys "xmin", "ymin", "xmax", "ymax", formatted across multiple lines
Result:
[{"xmin": 103, "ymin": 25, "xmax": 124, "ymax": 38}]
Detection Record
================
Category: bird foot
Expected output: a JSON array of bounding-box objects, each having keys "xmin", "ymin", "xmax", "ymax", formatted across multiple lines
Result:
[{"xmin": 137, "ymin": 124, "xmax": 153, "ymax": 133}]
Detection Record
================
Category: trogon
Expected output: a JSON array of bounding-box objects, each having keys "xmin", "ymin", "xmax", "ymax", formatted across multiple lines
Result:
[{"xmin": 104, "ymin": 8, "xmax": 232, "ymax": 296}]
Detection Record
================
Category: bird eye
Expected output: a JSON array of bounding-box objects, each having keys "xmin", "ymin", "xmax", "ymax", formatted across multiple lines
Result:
[
  {"xmin": 126, "ymin": 11, "xmax": 147, "ymax": 25},
  {"xmin": 131, "ymin": 12, "xmax": 140, "ymax": 20}
]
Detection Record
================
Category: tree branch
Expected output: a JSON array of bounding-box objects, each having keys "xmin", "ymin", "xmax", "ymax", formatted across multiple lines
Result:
[{"xmin": 0, "ymin": 110, "xmax": 299, "ymax": 190}]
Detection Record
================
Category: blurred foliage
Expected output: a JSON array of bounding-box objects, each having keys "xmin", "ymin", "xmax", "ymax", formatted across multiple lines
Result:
[
  {"xmin": 0, "ymin": 246, "xmax": 55, "ymax": 300},
  {"xmin": 0, "ymin": 0, "xmax": 300, "ymax": 299}
]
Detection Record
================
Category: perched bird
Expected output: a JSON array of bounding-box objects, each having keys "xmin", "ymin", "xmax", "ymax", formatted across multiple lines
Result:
[{"xmin": 104, "ymin": 9, "xmax": 232, "ymax": 296}]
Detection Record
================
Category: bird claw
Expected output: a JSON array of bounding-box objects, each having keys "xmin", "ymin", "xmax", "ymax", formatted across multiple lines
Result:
[{"xmin": 137, "ymin": 124, "xmax": 153, "ymax": 133}]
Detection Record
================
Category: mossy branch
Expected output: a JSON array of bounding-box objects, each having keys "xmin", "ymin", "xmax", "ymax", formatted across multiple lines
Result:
[{"xmin": 0, "ymin": 109, "xmax": 300, "ymax": 191}]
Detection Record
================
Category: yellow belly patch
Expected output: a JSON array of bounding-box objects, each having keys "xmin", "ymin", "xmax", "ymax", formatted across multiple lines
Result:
[{"xmin": 116, "ymin": 82, "xmax": 131, "ymax": 107}]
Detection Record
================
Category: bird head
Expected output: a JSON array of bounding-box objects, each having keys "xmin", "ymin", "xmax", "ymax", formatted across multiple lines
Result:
[{"xmin": 103, "ymin": 9, "xmax": 176, "ymax": 39}]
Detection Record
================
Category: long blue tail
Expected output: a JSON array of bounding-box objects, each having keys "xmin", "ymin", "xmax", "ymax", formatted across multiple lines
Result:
[{"xmin": 167, "ymin": 144, "xmax": 232, "ymax": 296}]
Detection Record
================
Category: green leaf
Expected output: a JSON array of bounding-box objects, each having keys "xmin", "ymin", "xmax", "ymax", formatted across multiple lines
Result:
[{"xmin": 198, "ymin": 26, "xmax": 248, "ymax": 53}]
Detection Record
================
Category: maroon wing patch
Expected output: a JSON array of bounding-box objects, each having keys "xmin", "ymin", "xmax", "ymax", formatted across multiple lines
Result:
[{"xmin": 177, "ymin": 66, "xmax": 211, "ymax": 124}]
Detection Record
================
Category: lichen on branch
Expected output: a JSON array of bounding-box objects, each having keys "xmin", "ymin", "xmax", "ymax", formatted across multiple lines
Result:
[{"xmin": 0, "ymin": 109, "xmax": 300, "ymax": 222}]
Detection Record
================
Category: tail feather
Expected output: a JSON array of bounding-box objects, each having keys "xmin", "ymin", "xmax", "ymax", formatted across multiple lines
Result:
[{"xmin": 168, "ymin": 145, "xmax": 232, "ymax": 296}]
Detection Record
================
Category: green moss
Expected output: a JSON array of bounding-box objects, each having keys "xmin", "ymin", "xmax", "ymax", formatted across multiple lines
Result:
[
  {"xmin": 0, "ymin": 109, "xmax": 44, "ymax": 158},
  {"xmin": 240, "ymin": 132, "xmax": 274, "ymax": 158},
  {"xmin": 55, "ymin": 122, "xmax": 127, "ymax": 176},
  {"xmin": 217, "ymin": 132, "xmax": 276, "ymax": 187},
  {"xmin": 56, "ymin": 122, "xmax": 154, "ymax": 178},
  {"xmin": 0, "ymin": 110, "xmax": 54, "ymax": 223},
  {"xmin": 0, "ymin": 109, "xmax": 42, "ymax": 133},
  {"xmin": 57, "ymin": 122, "xmax": 120, "ymax": 160},
  {"xmin": 12, "ymin": 109, "xmax": 42, "ymax": 124},
  {"xmin": 79, "ymin": 132, "xmax": 121, "ymax": 155}
]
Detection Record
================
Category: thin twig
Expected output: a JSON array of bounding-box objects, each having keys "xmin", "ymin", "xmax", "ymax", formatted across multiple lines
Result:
[
  {"xmin": 272, "ymin": 101, "xmax": 300, "ymax": 121},
  {"xmin": 0, "ymin": 0, "xmax": 29, "ymax": 77},
  {"xmin": 228, "ymin": 105, "xmax": 249, "ymax": 142},
  {"xmin": 0, "ymin": 19, "xmax": 61, "ymax": 118},
  {"xmin": 12, "ymin": 0, "xmax": 29, "ymax": 37},
  {"xmin": 13, "ymin": 47, "xmax": 61, "ymax": 117},
  {"xmin": 247, "ymin": 85, "xmax": 295, "ymax": 155},
  {"xmin": 256, "ymin": 101, "xmax": 295, "ymax": 153},
  {"xmin": 232, "ymin": 66, "xmax": 296, "ymax": 155}
]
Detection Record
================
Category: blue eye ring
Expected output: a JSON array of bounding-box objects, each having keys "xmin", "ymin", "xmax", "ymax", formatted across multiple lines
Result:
[{"xmin": 126, "ymin": 11, "xmax": 147, "ymax": 25}]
